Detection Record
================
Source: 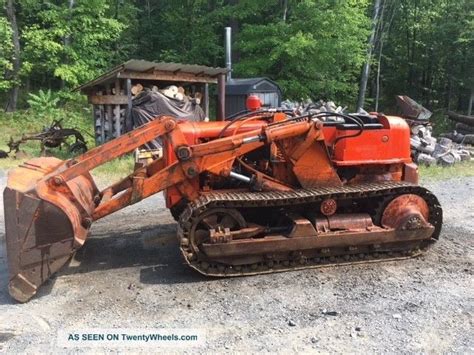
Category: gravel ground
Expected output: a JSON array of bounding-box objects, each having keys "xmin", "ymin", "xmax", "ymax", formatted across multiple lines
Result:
[{"xmin": 0, "ymin": 171, "xmax": 472, "ymax": 353}]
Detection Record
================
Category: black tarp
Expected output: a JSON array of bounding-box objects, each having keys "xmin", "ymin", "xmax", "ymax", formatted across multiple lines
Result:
[{"xmin": 131, "ymin": 91, "xmax": 205, "ymax": 149}]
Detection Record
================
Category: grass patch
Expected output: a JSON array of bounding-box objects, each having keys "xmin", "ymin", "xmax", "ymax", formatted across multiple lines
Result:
[
  {"xmin": 0, "ymin": 104, "xmax": 136, "ymax": 183},
  {"xmin": 419, "ymin": 160, "xmax": 474, "ymax": 181},
  {"xmin": 0, "ymin": 153, "xmax": 135, "ymax": 186},
  {"xmin": 0, "ymin": 105, "xmax": 472, "ymax": 184},
  {"xmin": 0, "ymin": 101, "xmax": 94, "ymax": 159},
  {"xmin": 0, "ymin": 156, "xmax": 29, "ymax": 170},
  {"xmin": 0, "ymin": 101, "xmax": 96, "ymax": 172},
  {"xmin": 91, "ymin": 156, "xmax": 135, "ymax": 183}
]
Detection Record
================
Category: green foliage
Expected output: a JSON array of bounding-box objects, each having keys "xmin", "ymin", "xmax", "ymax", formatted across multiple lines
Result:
[
  {"xmin": 231, "ymin": 0, "xmax": 371, "ymax": 102},
  {"xmin": 419, "ymin": 160, "xmax": 474, "ymax": 181},
  {"xmin": 132, "ymin": 0, "xmax": 224, "ymax": 66},
  {"xmin": 26, "ymin": 89, "xmax": 60, "ymax": 117},
  {"xmin": 376, "ymin": 0, "xmax": 474, "ymax": 112},
  {"xmin": 0, "ymin": 104, "xmax": 93, "ymax": 159},
  {"xmin": 429, "ymin": 111, "xmax": 455, "ymax": 137},
  {"xmin": 0, "ymin": 13, "xmax": 13, "ymax": 91},
  {"xmin": 0, "ymin": 0, "xmax": 472, "ymax": 117},
  {"xmin": 20, "ymin": 0, "xmax": 126, "ymax": 86}
]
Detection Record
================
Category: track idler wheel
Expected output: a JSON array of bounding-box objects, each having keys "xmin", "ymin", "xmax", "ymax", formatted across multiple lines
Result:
[
  {"xmin": 381, "ymin": 194, "xmax": 430, "ymax": 231},
  {"xmin": 186, "ymin": 208, "xmax": 246, "ymax": 260}
]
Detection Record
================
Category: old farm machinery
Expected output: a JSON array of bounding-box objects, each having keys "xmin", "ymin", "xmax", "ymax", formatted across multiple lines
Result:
[{"xmin": 3, "ymin": 108, "xmax": 442, "ymax": 302}]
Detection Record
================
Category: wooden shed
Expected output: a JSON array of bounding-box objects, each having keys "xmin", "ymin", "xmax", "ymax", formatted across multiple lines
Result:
[{"xmin": 76, "ymin": 60, "xmax": 228, "ymax": 145}]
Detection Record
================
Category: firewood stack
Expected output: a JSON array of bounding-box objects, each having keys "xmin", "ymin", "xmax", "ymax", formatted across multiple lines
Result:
[
  {"xmin": 93, "ymin": 83, "xmax": 206, "ymax": 144},
  {"xmin": 439, "ymin": 111, "xmax": 474, "ymax": 145}
]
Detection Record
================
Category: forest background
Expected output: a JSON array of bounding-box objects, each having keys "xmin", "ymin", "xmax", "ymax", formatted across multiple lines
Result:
[{"xmin": 0, "ymin": 0, "xmax": 473, "ymax": 150}]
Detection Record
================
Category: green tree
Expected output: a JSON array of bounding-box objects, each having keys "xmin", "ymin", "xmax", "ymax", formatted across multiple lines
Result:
[
  {"xmin": 375, "ymin": 0, "xmax": 474, "ymax": 112},
  {"xmin": 232, "ymin": 0, "xmax": 371, "ymax": 102},
  {"xmin": 1, "ymin": 0, "xmax": 472, "ymax": 115},
  {"xmin": 20, "ymin": 0, "xmax": 125, "ymax": 87},
  {"xmin": 132, "ymin": 0, "xmax": 225, "ymax": 66},
  {"xmin": 0, "ymin": 13, "xmax": 13, "ymax": 91}
]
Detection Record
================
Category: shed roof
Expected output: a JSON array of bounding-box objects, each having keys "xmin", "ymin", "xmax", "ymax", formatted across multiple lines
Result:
[
  {"xmin": 226, "ymin": 77, "xmax": 281, "ymax": 95},
  {"xmin": 76, "ymin": 59, "xmax": 229, "ymax": 92}
]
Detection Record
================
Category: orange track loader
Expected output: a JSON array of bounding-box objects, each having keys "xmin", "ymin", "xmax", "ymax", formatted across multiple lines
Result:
[{"xmin": 3, "ymin": 111, "xmax": 442, "ymax": 302}]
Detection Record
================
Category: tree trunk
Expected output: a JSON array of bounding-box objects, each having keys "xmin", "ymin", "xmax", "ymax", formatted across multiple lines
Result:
[
  {"xmin": 61, "ymin": 0, "xmax": 75, "ymax": 89},
  {"xmin": 226, "ymin": 0, "xmax": 240, "ymax": 64},
  {"xmin": 282, "ymin": 0, "xmax": 288, "ymax": 22},
  {"xmin": 469, "ymin": 87, "xmax": 473, "ymax": 116},
  {"xmin": 356, "ymin": 0, "xmax": 382, "ymax": 112},
  {"xmin": 4, "ymin": 0, "xmax": 21, "ymax": 112},
  {"xmin": 375, "ymin": 39, "xmax": 384, "ymax": 112},
  {"xmin": 447, "ymin": 111, "xmax": 474, "ymax": 127},
  {"xmin": 408, "ymin": 0, "xmax": 419, "ymax": 92}
]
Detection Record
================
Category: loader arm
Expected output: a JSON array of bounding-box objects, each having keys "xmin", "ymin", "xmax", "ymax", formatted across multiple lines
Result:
[
  {"xmin": 4, "ymin": 115, "xmax": 326, "ymax": 302},
  {"xmin": 91, "ymin": 117, "xmax": 312, "ymax": 219}
]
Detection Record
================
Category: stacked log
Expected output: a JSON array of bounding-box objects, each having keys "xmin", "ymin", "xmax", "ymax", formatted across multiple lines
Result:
[
  {"xmin": 455, "ymin": 122, "xmax": 474, "ymax": 134},
  {"xmin": 93, "ymin": 88, "xmax": 126, "ymax": 143},
  {"xmin": 93, "ymin": 83, "xmax": 205, "ymax": 144},
  {"xmin": 441, "ymin": 111, "xmax": 474, "ymax": 144}
]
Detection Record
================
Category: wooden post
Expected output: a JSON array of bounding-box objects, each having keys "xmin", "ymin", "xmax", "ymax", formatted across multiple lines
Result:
[
  {"xmin": 204, "ymin": 83, "xmax": 209, "ymax": 118},
  {"xmin": 217, "ymin": 73, "xmax": 226, "ymax": 121},
  {"xmin": 91, "ymin": 104, "xmax": 98, "ymax": 145},
  {"xmin": 126, "ymin": 78, "xmax": 132, "ymax": 132},
  {"xmin": 115, "ymin": 79, "xmax": 121, "ymax": 137},
  {"xmin": 99, "ymin": 102, "xmax": 105, "ymax": 144},
  {"xmin": 106, "ymin": 84, "xmax": 113, "ymax": 141},
  {"xmin": 356, "ymin": 0, "xmax": 382, "ymax": 112}
]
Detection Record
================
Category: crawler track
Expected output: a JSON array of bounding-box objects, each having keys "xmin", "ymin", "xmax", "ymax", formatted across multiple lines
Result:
[{"xmin": 177, "ymin": 181, "xmax": 442, "ymax": 277}]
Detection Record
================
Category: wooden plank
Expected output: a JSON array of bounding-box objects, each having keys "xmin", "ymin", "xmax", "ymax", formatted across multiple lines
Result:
[
  {"xmin": 99, "ymin": 104, "xmax": 105, "ymax": 144},
  {"xmin": 88, "ymin": 95, "xmax": 128, "ymax": 105},
  {"xmin": 126, "ymin": 78, "xmax": 133, "ymax": 132},
  {"xmin": 204, "ymin": 83, "xmax": 209, "ymax": 118},
  {"xmin": 106, "ymin": 84, "xmax": 113, "ymax": 141},
  {"xmin": 92, "ymin": 104, "xmax": 99, "ymax": 145},
  {"xmin": 115, "ymin": 79, "xmax": 121, "ymax": 137},
  {"xmin": 118, "ymin": 70, "xmax": 218, "ymax": 84}
]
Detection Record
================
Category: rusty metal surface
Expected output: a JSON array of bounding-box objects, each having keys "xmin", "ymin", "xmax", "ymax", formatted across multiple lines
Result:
[
  {"xmin": 396, "ymin": 95, "xmax": 432, "ymax": 120},
  {"xmin": 320, "ymin": 198, "xmax": 337, "ymax": 216},
  {"xmin": 3, "ymin": 117, "xmax": 185, "ymax": 302},
  {"xmin": 200, "ymin": 228, "xmax": 434, "ymax": 258},
  {"xmin": 288, "ymin": 214, "xmax": 318, "ymax": 238},
  {"xmin": 314, "ymin": 213, "xmax": 373, "ymax": 233},
  {"xmin": 4, "ymin": 157, "xmax": 97, "ymax": 302},
  {"xmin": 178, "ymin": 182, "xmax": 442, "ymax": 276},
  {"xmin": 381, "ymin": 194, "xmax": 430, "ymax": 230}
]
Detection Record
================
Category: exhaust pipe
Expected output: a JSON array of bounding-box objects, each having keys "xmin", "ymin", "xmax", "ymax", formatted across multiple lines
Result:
[{"xmin": 225, "ymin": 27, "xmax": 232, "ymax": 81}]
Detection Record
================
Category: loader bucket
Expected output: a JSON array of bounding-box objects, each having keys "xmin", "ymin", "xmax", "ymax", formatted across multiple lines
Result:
[{"xmin": 4, "ymin": 157, "xmax": 97, "ymax": 302}]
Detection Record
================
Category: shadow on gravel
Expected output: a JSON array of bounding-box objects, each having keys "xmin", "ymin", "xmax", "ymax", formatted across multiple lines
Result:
[
  {"xmin": 0, "ymin": 223, "xmax": 208, "ymax": 305},
  {"xmin": 60, "ymin": 223, "xmax": 206, "ymax": 285}
]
